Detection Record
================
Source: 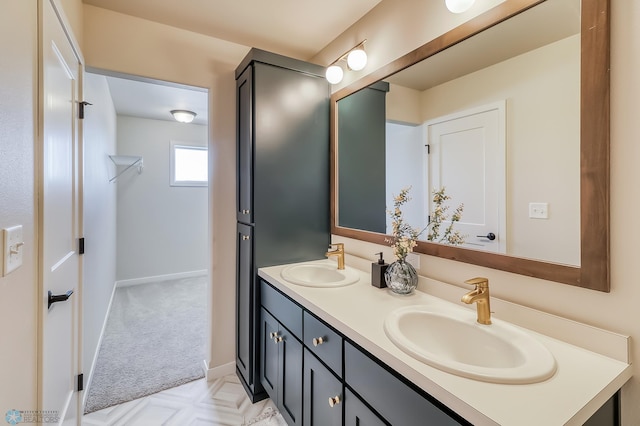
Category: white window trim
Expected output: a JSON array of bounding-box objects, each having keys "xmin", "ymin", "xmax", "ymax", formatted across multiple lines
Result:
[{"xmin": 170, "ymin": 140, "xmax": 208, "ymax": 187}]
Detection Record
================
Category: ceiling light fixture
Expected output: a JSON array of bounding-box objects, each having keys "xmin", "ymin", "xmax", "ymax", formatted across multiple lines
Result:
[
  {"xmin": 445, "ymin": 0, "xmax": 475, "ymax": 13},
  {"xmin": 325, "ymin": 40, "xmax": 368, "ymax": 85},
  {"xmin": 170, "ymin": 109, "xmax": 196, "ymax": 123}
]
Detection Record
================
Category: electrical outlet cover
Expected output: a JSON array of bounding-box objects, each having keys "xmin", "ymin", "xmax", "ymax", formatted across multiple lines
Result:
[{"xmin": 529, "ymin": 203, "xmax": 549, "ymax": 219}]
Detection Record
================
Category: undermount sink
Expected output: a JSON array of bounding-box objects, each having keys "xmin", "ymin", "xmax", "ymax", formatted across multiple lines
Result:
[
  {"xmin": 384, "ymin": 305, "xmax": 557, "ymax": 384},
  {"xmin": 280, "ymin": 261, "xmax": 360, "ymax": 288}
]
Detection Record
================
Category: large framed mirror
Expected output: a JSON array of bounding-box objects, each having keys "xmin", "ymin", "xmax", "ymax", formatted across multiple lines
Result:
[{"xmin": 330, "ymin": 0, "xmax": 610, "ymax": 291}]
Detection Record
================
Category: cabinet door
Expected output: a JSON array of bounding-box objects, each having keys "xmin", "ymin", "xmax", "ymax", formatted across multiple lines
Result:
[
  {"xmin": 236, "ymin": 223, "xmax": 254, "ymax": 387},
  {"xmin": 237, "ymin": 65, "xmax": 253, "ymax": 224},
  {"xmin": 345, "ymin": 389, "xmax": 387, "ymax": 426},
  {"xmin": 304, "ymin": 349, "xmax": 343, "ymax": 426},
  {"xmin": 259, "ymin": 308, "xmax": 279, "ymax": 400},
  {"xmin": 279, "ymin": 327, "xmax": 303, "ymax": 426}
]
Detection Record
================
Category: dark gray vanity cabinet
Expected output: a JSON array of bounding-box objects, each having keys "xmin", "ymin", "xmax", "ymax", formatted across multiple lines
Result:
[
  {"xmin": 235, "ymin": 48, "xmax": 330, "ymax": 402},
  {"xmin": 260, "ymin": 279, "xmax": 468, "ymax": 426},
  {"xmin": 258, "ymin": 279, "xmax": 621, "ymax": 426}
]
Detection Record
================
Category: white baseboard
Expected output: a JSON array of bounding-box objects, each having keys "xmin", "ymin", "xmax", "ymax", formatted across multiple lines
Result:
[
  {"xmin": 82, "ymin": 279, "xmax": 118, "ymax": 408},
  {"xmin": 116, "ymin": 270, "xmax": 208, "ymax": 287},
  {"xmin": 204, "ymin": 360, "xmax": 236, "ymax": 382}
]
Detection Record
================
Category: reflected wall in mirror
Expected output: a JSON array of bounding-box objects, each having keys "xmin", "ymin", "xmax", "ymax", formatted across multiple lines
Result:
[{"xmin": 331, "ymin": 0, "xmax": 610, "ymax": 291}]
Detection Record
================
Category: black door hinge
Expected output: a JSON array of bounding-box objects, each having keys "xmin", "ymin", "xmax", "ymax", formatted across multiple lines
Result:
[
  {"xmin": 79, "ymin": 101, "xmax": 92, "ymax": 119},
  {"xmin": 77, "ymin": 373, "xmax": 84, "ymax": 391},
  {"xmin": 78, "ymin": 238, "xmax": 85, "ymax": 255}
]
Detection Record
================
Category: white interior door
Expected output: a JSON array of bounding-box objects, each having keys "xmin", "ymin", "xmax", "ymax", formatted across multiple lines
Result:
[
  {"xmin": 427, "ymin": 102, "xmax": 506, "ymax": 253},
  {"xmin": 40, "ymin": 0, "xmax": 82, "ymax": 423}
]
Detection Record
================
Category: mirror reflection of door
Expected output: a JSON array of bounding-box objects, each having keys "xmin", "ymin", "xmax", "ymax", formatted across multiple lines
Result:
[{"xmin": 426, "ymin": 102, "xmax": 506, "ymax": 253}]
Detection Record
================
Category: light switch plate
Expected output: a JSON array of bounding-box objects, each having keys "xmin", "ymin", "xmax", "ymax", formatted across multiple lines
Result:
[{"xmin": 3, "ymin": 225, "xmax": 24, "ymax": 276}]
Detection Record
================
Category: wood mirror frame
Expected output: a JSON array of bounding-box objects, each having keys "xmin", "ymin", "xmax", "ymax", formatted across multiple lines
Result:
[{"xmin": 330, "ymin": 0, "xmax": 610, "ymax": 291}]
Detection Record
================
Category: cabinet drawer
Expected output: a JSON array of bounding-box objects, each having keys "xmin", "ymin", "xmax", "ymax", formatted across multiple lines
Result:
[
  {"xmin": 345, "ymin": 342, "xmax": 468, "ymax": 426},
  {"xmin": 304, "ymin": 311, "xmax": 343, "ymax": 376},
  {"xmin": 261, "ymin": 280, "xmax": 302, "ymax": 339}
]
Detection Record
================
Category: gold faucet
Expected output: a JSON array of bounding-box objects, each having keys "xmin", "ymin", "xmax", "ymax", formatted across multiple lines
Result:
[
  {"xmin": 325, "ymin": 243, "xmax": 345, "ymax": 270},
  {"xmin": 461, "ymin": 277, "xmax": 491, "ymax": 325}
]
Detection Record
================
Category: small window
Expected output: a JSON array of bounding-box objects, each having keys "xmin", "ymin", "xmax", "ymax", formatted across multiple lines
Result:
[{"xmin": 170, "ymin": 141, "xmax": 208, "ymax": 187}]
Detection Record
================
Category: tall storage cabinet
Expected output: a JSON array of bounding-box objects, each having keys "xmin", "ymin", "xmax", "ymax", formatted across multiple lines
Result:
[{"xmin": 235, "ymin": 48, "xmax": 330, "ymax": 402}]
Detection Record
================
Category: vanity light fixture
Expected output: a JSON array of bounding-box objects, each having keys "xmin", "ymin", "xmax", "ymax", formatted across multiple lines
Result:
[
  {"xmin": 325, "ymin": 65, "xmax": 344, "ymax": 85},
  {"xmin": 445, "ymin": 0, "xmax": 475, "ymax": 13},
  {"xmin": 325, "ymin": 40, "xmax": 368, "ymax": 84},
  {"xmin": 170, "ymin": 109, "xmax": 196, "ymax": 123},
  {"xmin": 347, "ymin": 47, "xmax": 367, "ymax": 71}
]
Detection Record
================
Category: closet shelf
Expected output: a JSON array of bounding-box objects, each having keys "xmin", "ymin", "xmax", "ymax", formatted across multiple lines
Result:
[{"xmin": 109, "ymin": 155, "xmax": 144, "ymax": 182}]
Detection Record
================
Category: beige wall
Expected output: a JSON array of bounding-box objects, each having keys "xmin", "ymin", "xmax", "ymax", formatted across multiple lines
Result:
[
  {"xmin": 320, "ymin": 0, "xmax": 640, "ymax": 423},
  {"xmin": 0, "ymin": 0, "xmax": 38, "ymax": 411},
  {"xmin": 82, "ymin": 5, "xmax": 251, "ymax": 371}
]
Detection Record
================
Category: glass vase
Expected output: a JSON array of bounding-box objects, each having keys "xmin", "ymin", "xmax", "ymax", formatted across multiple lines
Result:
[{"xmin": 384, "ymin": 259, "xmax": 418, "ymax": 295}]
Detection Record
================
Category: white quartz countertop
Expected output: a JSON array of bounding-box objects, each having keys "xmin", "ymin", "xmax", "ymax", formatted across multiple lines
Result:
[{"xmin": 258, "ymin": 259, "xmax": 632, "ymax": 426}]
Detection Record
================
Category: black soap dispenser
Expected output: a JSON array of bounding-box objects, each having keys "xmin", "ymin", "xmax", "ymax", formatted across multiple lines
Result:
[{"xmin": 371, "ymin": 252, "xmax": 389, "ymax": 288}]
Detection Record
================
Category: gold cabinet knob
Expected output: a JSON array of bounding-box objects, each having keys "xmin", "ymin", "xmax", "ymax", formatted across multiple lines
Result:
[
  {"xmin": 274, "ymin": 335, "xmax": 283, "ymax": 344},
  {"xmin": 328, "ymin": 395, "xmax": 341, "ymax": 407},
  {"xmin": 242, "ymin": 209, "xmax": 250, "ymax": 214},
  {"xmin": 312, "ymin": 337, "xmax": 325, "ymax": 347},
  {"xmin": 242, "ymin": 235, "xmax": 250, "ymax": 241},
  {"xmin": 269, "ymin": 331, "xmax": 277, "ymax": 339}
]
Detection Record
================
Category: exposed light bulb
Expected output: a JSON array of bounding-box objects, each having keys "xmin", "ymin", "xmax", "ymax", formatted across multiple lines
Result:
[
  {"xmin": 347, "ymin": 48, "xmax": 367, "ymax": 71},
  {"xmin": 170, "ymin": 110, "xmax": 196, "ymax": 123},
  {"xmin": 445, "ymin": 0, "xmax": 475, "ymax": 13},
  {"xmin": 325, "ymin": 65, "xmax": 344, "ymax": 84}
]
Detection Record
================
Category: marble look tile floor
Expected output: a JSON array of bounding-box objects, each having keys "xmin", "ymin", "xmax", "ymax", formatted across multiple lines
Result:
[{"xmin": 82, "ymin": 374, "xmax": 287, "ymax": 426}]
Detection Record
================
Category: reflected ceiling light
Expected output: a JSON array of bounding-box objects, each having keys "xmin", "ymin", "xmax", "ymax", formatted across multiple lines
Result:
[
  {"xmin": 170, "ymin": 109, "xmax": 196, "ymax": 123},
  {"xmin": 445, "ymin": 0, "xmax": 475, "ymax": 13},
  {"xmin": 325, "ymin": 40, "xmax": 368, "ymax": 85}
]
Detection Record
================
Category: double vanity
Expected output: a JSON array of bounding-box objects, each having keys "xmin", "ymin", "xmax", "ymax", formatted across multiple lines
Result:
[{"xmin": 257, "ymin": 258, "xmax": 631, "ymax": 425}]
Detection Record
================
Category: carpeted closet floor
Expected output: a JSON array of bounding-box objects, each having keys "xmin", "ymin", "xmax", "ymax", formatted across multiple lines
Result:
[{"xmin": 84, "ymin": 276, "xmax": 207, "ymax": 413}]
